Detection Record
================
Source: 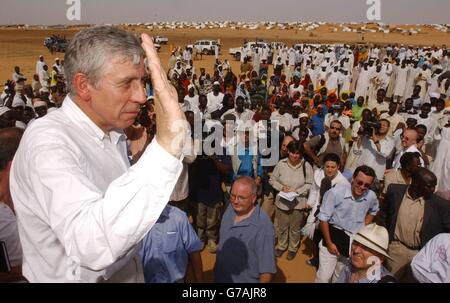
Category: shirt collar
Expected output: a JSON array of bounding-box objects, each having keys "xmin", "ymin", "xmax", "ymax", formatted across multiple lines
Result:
[
  {"xmin": 344, "ymin": 184, "xmax": 368, "ymax": 202},
  {"xmin": 159, "ymin": 206, "xmax": 171, "ymax": 219},
  {"xmin": 405, "ymin": 187, "xmax": 425, "ymax": 203},
  {"xmin": 61, "ymin": 95, "xmax": 125, "ymax": 147},
  {"xmin": 233, "ymin": 205, "xmax": 262, "ymax": 227}
]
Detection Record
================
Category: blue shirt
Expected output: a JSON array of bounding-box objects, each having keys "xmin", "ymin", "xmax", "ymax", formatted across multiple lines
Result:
[
  {"xmin": 309, "ymin": 114, "xmax": 325, "ymax": 136},
  {"xmin": 336, "ymin": 260, "xmax": 393, "ymax": 283},
  {"xmin": 214, "ymin": 205, "xmax": 276, "ymax": 283},
  {"xmin": 139, "ymin": 206, "xmax": 202, "ymax": 283},
  {"xmin": 234, "ymin": 148, "xmax": 263, "ymax": 180},
  {"xmin": 318, "ymin": 184, "xmax": 379, "ymax": 234}
]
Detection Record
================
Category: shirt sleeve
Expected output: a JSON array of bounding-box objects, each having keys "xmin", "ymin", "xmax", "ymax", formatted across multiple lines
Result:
[
  {"xmin": 368, "ymin": 193, "xmax": 380, "ymax": 216},
  {"xmin": 24, "ymin": 139, "xmax": 183, "ymax": 271},
  {"xmin": 317, "ymin": 189, "xmax": 337, "ymax": 222},
  {"xmin": 296, "ymin": 162, "xmax": 313, "ymax": 197},
  {"xmin": 268, "ymin": 162, "xmax": 283, "ymax": 192},
  {"xmin": 411, "ymin": 234, "xmax": 450, "ymax": 283},
  {"xmin": 180, "ymin": 212, "xmax": 203, "ymax": 254},
  {"xmin": 256, "ymin": 223, "xmax": 276, "ymax": 275},
  {"xmin": 307, "ymin": 175, "xmax": 320, "ymax": 208}
]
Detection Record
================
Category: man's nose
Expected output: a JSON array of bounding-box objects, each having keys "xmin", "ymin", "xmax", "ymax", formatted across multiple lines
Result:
[{"xmin": 132, "ymin": 81, "xmax": 147, "ymax": 104}]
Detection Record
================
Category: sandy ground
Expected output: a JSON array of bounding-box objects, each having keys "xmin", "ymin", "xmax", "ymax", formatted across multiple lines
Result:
[
  {"xmin": 1, "ymin": 24, "xmax": 449, "ymax": 283},
  {"xmin": 2, "ymin": 24, "xmax": 450, "ymax": 84},
  {"xmin": 187, "ymin": 238, "xmax": 317, "ymax": 283}
]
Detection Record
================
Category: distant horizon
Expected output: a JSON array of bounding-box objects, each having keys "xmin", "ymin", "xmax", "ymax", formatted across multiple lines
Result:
[
  {"xmin": 0, "ymin": 0, "xmax": 449, "ymax": 26},
  {"xmin": 1, "ymin": 20, "xmax": 448, "ymax": 27}
]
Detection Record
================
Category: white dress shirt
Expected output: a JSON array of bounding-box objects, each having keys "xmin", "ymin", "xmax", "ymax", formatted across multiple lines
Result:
[
  {"xmin": 355, "ymin": 136, "xmax": 395, "ymax": 180},
  {"xmin": 411, "ymin": 233, "xmax": 450, "ymax": 283},
  {"xmin": 10, "ymin": 96, "xmax": 183, "ymax": 282}
]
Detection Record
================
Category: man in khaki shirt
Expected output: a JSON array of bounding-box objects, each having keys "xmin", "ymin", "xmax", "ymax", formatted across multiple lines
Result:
[{"xmin": 380, "ymin": 168, "xmax": 450, "ymax": 282}]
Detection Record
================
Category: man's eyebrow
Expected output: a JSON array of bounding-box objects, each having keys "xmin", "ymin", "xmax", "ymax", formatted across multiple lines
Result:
[{"xmin": 115, "ymin": 75, "xmax": 145, "ymax": 85}]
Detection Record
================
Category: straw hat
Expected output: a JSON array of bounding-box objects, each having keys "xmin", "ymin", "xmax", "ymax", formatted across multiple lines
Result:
[{"xmin": 352, "ymin": 223, "xmax": 392, "ymax": 260}]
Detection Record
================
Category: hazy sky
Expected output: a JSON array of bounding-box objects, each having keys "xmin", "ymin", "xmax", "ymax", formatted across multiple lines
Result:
[{"xmin": 1, "ymin": 0, "xmax": 448, "ymax": 25}]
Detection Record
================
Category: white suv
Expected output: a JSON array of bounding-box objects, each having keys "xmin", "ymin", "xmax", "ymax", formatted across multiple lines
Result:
[
  {"xmin": 188, "ymin": 40, "xmax": 220, "ymax": 55},
  {"xmin": 229, "ymin": 41, "xmax": 270, "ymax": 61},
  {"xmin": 154, "ymin": 36, "xmax": 168, "ymax": 44}
]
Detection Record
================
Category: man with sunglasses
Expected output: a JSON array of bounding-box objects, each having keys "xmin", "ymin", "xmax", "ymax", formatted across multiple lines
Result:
[{"xmin": 315, "ymin": 165, "xmax": 379, "ymax": 283}]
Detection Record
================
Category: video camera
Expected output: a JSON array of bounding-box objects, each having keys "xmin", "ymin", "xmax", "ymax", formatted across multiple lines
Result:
[{"xmin": 362, "ymin": 120, "xmax": 381, "ymax": 137}]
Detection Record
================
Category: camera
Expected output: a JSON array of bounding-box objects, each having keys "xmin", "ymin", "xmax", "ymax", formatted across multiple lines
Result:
[{"xmin": 363, "ymin": 120, "xmax": 381, "ymax": 136}]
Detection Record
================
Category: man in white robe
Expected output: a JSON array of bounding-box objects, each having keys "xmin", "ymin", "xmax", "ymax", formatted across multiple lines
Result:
[
  {"xmin": 393, "ymin": 62, "xmax": 408, "ymax": 102},
  {"xmin": 355, "ymin": 63, "xmax": 370, "ymax": 101},
  {"xmin": 431, "ymin": 116, "xmax": 450, "ymax": 192}
]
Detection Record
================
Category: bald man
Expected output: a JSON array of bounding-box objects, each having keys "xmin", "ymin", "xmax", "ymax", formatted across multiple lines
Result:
[
  {"xmin": 392, "ymin": 129, "xmax": 424, "ymax": 169},
  {"xmin": 379, "ymin": 168, "xmax": 450, "ymax": 282},
  {"xmin": 214, "ymin": 176, "xmax": 276, "ymax": 283}
]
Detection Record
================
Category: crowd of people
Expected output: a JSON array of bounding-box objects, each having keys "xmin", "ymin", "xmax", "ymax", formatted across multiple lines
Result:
[{"xmin": 0, "ymin": 26, "xmax": 450, "ymax": 283}]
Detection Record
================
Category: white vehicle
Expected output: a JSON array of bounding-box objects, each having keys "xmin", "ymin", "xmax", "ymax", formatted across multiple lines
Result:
[
  {"xmin": 229, "ymin": 41, "xmax": 270, "ymax": 61},
  {"xmin": 154, "ymin": 36, "xmax": 168, "ymax": 44},
  {"xmin": 187, "ymin": 40, "xmax": 220, "ymax": 55}
]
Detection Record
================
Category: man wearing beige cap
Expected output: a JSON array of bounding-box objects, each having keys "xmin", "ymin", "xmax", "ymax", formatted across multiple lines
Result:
[{"xmin": 335, "ymin": 223, "xmax": 395, "ymax": 283}]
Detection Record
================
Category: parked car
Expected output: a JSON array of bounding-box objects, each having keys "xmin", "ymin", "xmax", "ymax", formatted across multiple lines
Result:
[
  {"xmin": 187, "ymin": 40, "xmax": 220, "ymax": 55},
  {"xmin": 154, "ymin": 36, "xmax": 168, "ymax": 44},
  {"xmin": 229, "ymin": 41, "xmax": 270, "ymax": 61},
  {"xmin": 44, "ymin": 36, "xmax": 69, "ymax": 53}
]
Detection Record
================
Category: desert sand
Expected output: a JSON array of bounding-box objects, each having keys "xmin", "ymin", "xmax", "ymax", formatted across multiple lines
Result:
[{"xmin": 2, "ymin": 24, "xmax": 450, "ymax": 84}]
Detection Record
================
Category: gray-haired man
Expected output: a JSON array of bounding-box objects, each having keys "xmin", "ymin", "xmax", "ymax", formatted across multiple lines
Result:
[{"xmin": 10, "ymin": 26, "xmax": 187, "ymax": 282}]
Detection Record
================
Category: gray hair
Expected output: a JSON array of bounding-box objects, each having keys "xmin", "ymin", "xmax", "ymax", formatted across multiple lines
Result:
[
  {"xmin": 64, "ymin": 26, "xmax": 144, "ymax": 95},
  {"xmin": 234, "ymin": 176, "xmax": 257, "ymax": 195}
]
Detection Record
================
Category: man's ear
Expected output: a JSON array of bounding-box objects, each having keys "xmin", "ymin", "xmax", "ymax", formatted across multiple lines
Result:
[{"xmin": 72, "ymin": 73, "xmax": 92, "ymax": 102}]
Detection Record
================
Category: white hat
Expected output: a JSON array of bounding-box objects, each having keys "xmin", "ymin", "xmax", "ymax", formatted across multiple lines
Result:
[
  {"xmin": 33, "ymin": 100, "xmax": 47, "ymax": 108},
  {"xmin": 299, "ymin": 113, "xmax": 309, "ymax": 119},
  {"xmin": 0, "ymin": 106, "xmax": 11, "ymax": 117},
  {"xmin": 352, "ymin": 223, "xmax": 392, "ymax": 260},
  {"xmin": 429, "ymin": 92, "xmax": 441, "ymax": 98},
  {"xmin": 213, "ymin": 81, "xmax": 220, "ymax": 86},
  {"xmin": 435, "ymin": 65, "xmax": 443, "ymax": 70},
  {"xmin": 187, "ymin": 84, "xmax": 195, "ymax": 90},
  {"xmin": 55, "ymin": 58, "xmax": 60, "ymax": 61}
]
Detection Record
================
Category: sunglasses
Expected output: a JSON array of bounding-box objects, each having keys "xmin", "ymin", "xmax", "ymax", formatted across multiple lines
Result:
[{"xmin": 355, "ymin": 180, "xmax": 371, "ymax": 189}]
